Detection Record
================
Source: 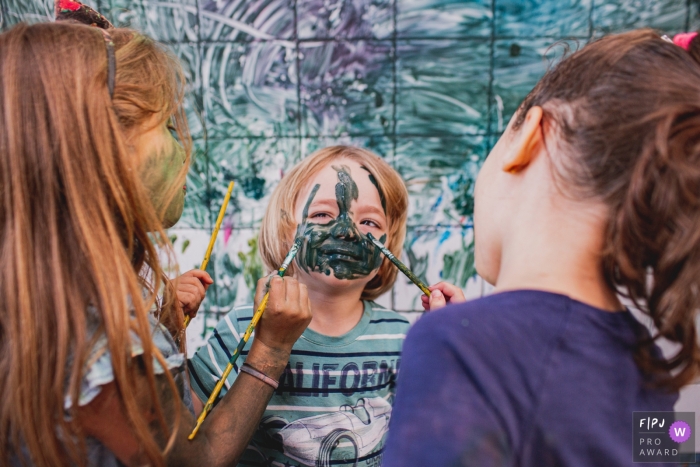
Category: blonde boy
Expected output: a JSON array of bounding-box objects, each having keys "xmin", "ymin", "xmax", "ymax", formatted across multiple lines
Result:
[{"xmin": 189, "ymin": 146, "xmax": 410, "ymax": 467}]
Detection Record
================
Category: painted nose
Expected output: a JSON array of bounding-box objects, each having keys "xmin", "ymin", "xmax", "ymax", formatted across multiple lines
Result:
[{"xmin": 330, "ymin": 215, "xmax": 360, "ymax": 241}]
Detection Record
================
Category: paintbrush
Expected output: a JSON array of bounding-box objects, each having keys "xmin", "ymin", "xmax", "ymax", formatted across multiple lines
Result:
[
  {"xmin": 188, "ymin": 236, "xmax": 303, "ymax": 439},
  {"xmin": 366, "ymin": 232, "xmax": 431, "ymax": 297},
  {"xmin": 183, "ymin": 181, "xmax": 235, "ymax": 328}
]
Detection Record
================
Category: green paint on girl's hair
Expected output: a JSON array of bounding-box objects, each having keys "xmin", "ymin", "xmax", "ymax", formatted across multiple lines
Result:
[{"xmin": 295, "ymin": 165, "xmax": 385, "ymax": 280}]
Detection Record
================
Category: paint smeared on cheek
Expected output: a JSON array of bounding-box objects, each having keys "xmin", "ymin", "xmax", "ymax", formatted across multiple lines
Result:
[
  {"xmin": 295, "ymin": 165, "xmax": 385, "ymax": 280},
  {"xmin": 140, "ymin": 131, "xmax": 187, "ymax": 228}
]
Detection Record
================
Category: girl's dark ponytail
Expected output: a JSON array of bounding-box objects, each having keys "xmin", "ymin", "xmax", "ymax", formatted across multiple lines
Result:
[
  {"xmin": 516, "ymin": 29, "xmax": 700, "ymax": 390},
  {"xmin": 606, "ymin": 104, "xmax": 700, "ymax": 388}
]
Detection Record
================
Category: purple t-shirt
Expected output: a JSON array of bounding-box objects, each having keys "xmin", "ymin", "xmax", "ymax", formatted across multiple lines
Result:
[{"xmin": 383, "ymin": 290, "xmax": 678, "ymax": 467}]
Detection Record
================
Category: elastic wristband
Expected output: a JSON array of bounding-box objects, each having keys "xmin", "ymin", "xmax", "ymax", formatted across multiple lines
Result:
[{"xmin": 240, "ymin": 363, "xmax": 279, "ymax": 389}]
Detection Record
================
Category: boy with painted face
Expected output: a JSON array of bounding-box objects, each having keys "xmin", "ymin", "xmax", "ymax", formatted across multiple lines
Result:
[
  {"xmin": 295, "ymin": 165, "xmax": 385, "ymax": 281},
  {"xmin": 189, "ymin": 146, "xmax": 410, "ymax": 467}
]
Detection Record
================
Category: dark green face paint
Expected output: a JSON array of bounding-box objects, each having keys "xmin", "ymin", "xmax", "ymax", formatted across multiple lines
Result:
[
  {"xmin": 360, "ymin": 165, "xmax": 386, "ymax": 213},
  {"xmin": 367, "ymin": 172, "xmax": 386, "ymax": 213},
  {"xmin": 295, "ymin": 165, "xmax": 386, "ymax": 280}
]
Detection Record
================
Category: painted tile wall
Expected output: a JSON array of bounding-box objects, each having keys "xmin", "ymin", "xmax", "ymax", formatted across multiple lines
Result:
[{"xmin": 1, "ymin": 0, "xmax": 694, "ymax": 341}]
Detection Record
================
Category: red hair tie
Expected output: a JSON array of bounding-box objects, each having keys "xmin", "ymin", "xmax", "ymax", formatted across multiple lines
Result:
[
  {"xmin": 673, "ymin": 32, "xmax": 698, "ymax": 51},
  {"xmin": 58, "ymin": 0, "xmax": 81, "ymax": 11}
]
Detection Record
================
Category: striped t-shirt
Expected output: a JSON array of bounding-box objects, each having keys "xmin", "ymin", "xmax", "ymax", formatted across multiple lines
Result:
[{"xmin": 188, "ymin": 300, "xmax": 409, "ymax": 467}]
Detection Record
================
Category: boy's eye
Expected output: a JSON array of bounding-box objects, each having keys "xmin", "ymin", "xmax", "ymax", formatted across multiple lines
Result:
[
  {"xmin": 311, "ymin": 212, "xmax": 331, "ymax": 219},
  {"xmin": 360, "ymin": 219, "xmax": 381, "ymax": 228}
]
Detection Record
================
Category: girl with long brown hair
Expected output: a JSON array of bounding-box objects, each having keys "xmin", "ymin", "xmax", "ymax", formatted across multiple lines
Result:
[
  {"xmin": 0, "ymin": 13, "xmax": 312, "ymax": 467},
  {"xmin": 384, "ymin": 29, "xmax": 700, "ymax": 466}
]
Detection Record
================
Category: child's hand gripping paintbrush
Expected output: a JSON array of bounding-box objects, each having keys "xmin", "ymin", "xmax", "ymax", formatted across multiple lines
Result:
[
  {"xmin": 420, "ymin": 281, "xmax": 466, "ymax": 311},
  {"xmin": 188, "ymin": 237, "xmax": 304, "ymax": 439},
  {"xmin": 182, "ymin": 181, "xmax": 234, "ymax": 327}
]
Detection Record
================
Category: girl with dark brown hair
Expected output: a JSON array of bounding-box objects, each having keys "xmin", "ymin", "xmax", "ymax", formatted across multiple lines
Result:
[
  {"xmin": 0, "ymin": 16, "xmax": 312, "ymax": 467},
  {"xmin": 384, "ymin": 30, "xmax": 700, "ymax": 466}
]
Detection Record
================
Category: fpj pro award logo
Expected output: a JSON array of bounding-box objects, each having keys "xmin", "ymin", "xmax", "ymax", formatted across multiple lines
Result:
[{"xmin": 634, "ymin": 412, "xmax": 695, "ymax": 463}]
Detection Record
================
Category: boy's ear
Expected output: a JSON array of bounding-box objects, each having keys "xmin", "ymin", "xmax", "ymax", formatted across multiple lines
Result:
[{"xmin": 502, "ymin": 106, "xmax": 544, "ymax": 174}]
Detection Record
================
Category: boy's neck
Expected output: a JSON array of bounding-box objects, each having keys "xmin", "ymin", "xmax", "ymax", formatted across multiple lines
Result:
[{"xmin": 304, "ymin": 282, "xmax": 366, "ymax": 337}]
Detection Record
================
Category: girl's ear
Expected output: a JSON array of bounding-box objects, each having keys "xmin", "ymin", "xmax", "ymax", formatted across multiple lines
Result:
[{"xmin": 502, "ymin": 106, "xmax": 544, "ymax": 174}]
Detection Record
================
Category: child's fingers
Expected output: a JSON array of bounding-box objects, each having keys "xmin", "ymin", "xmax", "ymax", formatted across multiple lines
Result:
[
  {"xmin": 254, "ymin": 277, "xmax": 312, "ymax": 352},
  {"xmin": 178, "ymin": 293, "xmax": 197, "ymax": 315},
  {"xmin": 178, "ymin": 291, "xmax": 195, "ymax": 303},
  {"xmin": 180, "ymin": 277, "xmax": 206, "ymax": 295},
  {"xmin": 254, "ymin": 277, "xmax": 268, "ymax": 310},
  {"xmin": 428, "ymin": 289, "xmax": 447, "ymax": 310},
  {"xmin": 179, "ymin": 270, "xmax": 213, "ymax": 294},
  {"xmin": 429, "ymin": 281, "xmax": 466, "ymax": 304},
  {"xmin": 184, "ymin": 269, "xmax": 213, "ymax": 283},
  {"xmin": 299, "ymin": 283, "xmax": 311, "ymax": 319},
  {"xmin": 420, "ymin": 294, "xmax": 430, "ymax": 311},
  {"xmin": 266, "ymin": 276, "xmax": 285, "ymax": 311},
  {"xmin": 284, "ymin": 277, "xmax": 299, "ymax": 306},
  {"xmin": 177, "ymin": 283, "xmax": 201, "ymax": 298}
]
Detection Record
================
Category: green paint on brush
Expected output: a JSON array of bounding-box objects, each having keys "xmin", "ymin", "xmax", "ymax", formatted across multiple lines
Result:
[
  {"xmin": 295, "ymin": 165, "xmax": 385, "ymax": 280},
  {"xmin": 366, "ymin": 232, "xmax": 432, "ymax": 296},
  {"xmin": 280, "ymin": 237, "xmax": 302, "ymax": 272}
]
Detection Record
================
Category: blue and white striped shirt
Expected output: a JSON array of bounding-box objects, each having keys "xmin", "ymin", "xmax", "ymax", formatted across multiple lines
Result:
[{"xmin": 189, "ymin": 300, "xmax": 410, "ymax": 467}]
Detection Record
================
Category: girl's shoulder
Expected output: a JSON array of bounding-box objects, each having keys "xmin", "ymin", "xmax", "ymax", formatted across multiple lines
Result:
[
  {"xmin": 414, "ymin": 290, "xmax": 571, "ymax": 333},
  {"xmin": 70, "ymin": 310, "xmax": 185, "ymax": 410}
]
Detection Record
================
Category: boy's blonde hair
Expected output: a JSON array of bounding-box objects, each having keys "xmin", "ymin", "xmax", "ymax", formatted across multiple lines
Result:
[{"xmin": 260, "ymin": 146, "xmax": 408, "ymax": 301}]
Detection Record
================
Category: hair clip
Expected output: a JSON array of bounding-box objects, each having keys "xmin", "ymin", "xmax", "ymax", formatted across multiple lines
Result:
[
  {"xmin": 673, "ymin": 32, "xmax": 698, "ymax": 51},
  {"xmin": 55, "ymin": 0, "xmax": 115, "ymax": 98},
  {"xmin": 55, "ymin": 0, "xmax": 113, "ymax": 30},
  {"xmin": 101, "ymin": 29, "xmax": 116, "ymax": 99}
]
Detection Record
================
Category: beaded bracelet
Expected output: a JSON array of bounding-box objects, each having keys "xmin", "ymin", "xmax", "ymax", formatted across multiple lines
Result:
[{"xmin": 240, "ymin": 363, "xmax": 279, "ymax": 390}]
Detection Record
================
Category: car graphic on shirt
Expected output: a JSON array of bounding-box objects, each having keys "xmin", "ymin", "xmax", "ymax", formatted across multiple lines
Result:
[{"xmin": 255, "ymin": 397, "xmax": 392, "ymax": 467}]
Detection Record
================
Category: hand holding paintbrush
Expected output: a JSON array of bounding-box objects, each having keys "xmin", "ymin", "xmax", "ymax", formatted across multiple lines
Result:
[
  {"xmin": 188, "ymin": 237, "xmax": 305, "ymax": 439},
  {"xmin": 419, "ymin": 281, "xmax": 467, "ymax": 311}
]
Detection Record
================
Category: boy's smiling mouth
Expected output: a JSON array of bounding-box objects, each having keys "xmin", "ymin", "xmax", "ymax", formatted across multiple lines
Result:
[{"xmin": 319, "ymin": 244, "xmax": 363, "ymax": 261}]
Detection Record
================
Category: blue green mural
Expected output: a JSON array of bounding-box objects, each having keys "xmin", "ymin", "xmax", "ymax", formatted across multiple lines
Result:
[{"xmin": 2, "ymin": 0, "xmax": 695, "ymax": 345}]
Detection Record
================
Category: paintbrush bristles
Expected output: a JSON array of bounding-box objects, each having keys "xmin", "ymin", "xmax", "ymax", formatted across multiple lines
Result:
[
  {"xmin": 366, "ymin": 232, "xmax": 431, "ymax": 297},
  {"xmin": 279, "ymin": 237, "xmax": 303, "ymax": 273}
]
